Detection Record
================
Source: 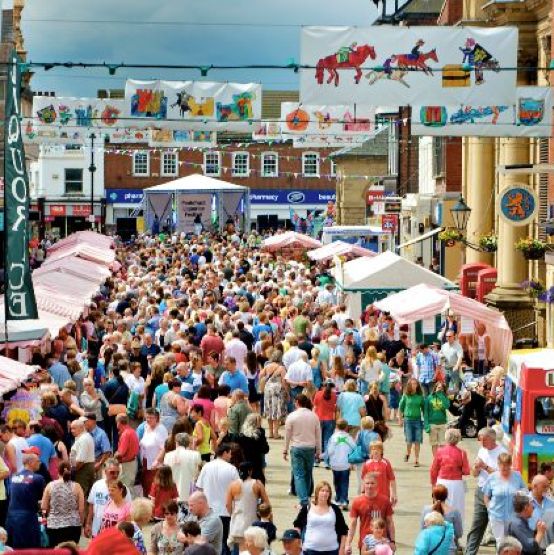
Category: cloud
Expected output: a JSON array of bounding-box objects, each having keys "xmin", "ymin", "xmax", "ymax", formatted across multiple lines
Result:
[
  {"xmin": 547, "ymin": 437, "xmax": 554, "ymax": 443},
  {"xmin": 529, "ymin": 440, "xmax": 544, "ymax": 448},
  {"xmin": 21, "ymin": 0, "xmax": 377, "ymax": 96}
]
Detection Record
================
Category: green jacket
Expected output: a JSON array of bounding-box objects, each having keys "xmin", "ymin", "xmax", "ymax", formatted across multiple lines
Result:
[
  {"xmin": 399, "ymin": 393, "xmax": 424, "ymax": 421},
  {"xmin": 423, "ymin": 392, "xmax": 450, "ymax": 429}
]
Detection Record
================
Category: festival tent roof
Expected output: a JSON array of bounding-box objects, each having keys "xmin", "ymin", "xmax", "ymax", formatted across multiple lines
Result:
[
  {"xmin": 48, "ymin": 230, "xmax": 114, "ymax": 253},
  {"xmin": 33, "ymin": 256, "xmax": 111, "ymax": 283},
  {"xmin": 263, "ymin": 231, "xmax": 322, "ymax": 251},
  {"xmin": 373, "ymin": 284, "xmax": 513, "ymax": 365},
  {"xmin": 0, "ymin": 356, "xmax": 39, "ymax": 395},
  {"xmin": 307, "ymin": 241, "xmax": 377, "ymax": 262},
  {"xmin": 43, "ymin": 243, "xmax": 116, "ymax": 267},
  {"xmin": 336, "ymin": 251, "xmax": 455, "ymax": 290},
  {"xmin": 144, "ymin": 174, "xmax": 248, "ymax": 193}
]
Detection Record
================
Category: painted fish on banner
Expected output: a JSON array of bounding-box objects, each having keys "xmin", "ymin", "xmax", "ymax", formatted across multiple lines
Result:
[
  {"xmin": 412, "ymin": 87, "xmax": 552, "ymax": 137},
  {"xmin": 300, "ymin": 26, "xmax": 517, "ymax": 106},
  {"xmin": 125, "ymin": 80, "xmax": 262, "ymax": 131}
]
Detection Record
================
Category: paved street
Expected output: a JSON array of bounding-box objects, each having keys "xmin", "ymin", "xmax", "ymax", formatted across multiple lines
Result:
[{"xmin": 265, "ymin": 421, "xmax": 495, "ymax": 554}]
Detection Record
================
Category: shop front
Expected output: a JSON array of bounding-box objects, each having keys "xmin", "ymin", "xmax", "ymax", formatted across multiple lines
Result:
[
  {"xmin": 105, "ymin": 188, "xmax": 145, "ymax": 237},
  {"xmin": 44, "ymin": 202, "xmax": 103, "ymax": 238},
  {"xmin": 249, "ymin": 189, "xmax": 335, "ymax": 230}
]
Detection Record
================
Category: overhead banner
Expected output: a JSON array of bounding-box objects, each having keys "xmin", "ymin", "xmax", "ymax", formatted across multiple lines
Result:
[
  {"xmin": 4, "ymin": 50, "xmax": 38, "ymax": 320},
  {"xmin": 25, "ymin": 96, "xmax": 125, "ymax": 144},
  {"xmin": 149, "ymin": 129, "xmax": 217, "ymax": 148},
  {"xmin": 124, "ymin": 80, "xmax": 262, "ymax": 131},
  {"xmin": 300, "ymin": 26, "xmax": 517, "ymax": 106},
  {"xmin": 412, "ymin": 86, "xmax": 552, "ymax": 137}
]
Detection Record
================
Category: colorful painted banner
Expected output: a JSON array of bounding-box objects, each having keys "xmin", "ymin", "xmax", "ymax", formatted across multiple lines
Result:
[
  {"xmin": 300, "ymin": 26, "xmax": 517, "ymax": 106},
  {"xmin": 5, "ymin": 50, "xmax": 38, "ymax": 320},
  {"xmin": 149, "ymin": 128, "xmax": 217, "ymax": 147},
  {"xmin": 124, "ymin": 80, "xmax": 262, "ymax": 130},
  {"xmin": 252, "ymin": 121, "xmax": 283, "ymax": 141},
  {"xmin": 412, "ymin": 86, "xmax": 552, "ymax": 137},
  {"xmin": 292, "ymin": 134, "xmax": 371, "ymax": 148}
]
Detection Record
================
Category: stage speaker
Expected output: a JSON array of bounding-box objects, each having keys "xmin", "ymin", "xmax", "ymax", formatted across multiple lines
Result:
[{"xmin": 116, "ymin": 217, "xmax": 137, "ymax": 242}]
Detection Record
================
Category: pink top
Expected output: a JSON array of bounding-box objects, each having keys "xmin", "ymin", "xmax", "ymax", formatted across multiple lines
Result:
[
  {"xmin": 192, "ymin": 397, "xmax": 214, "ymax": 421},
  {"xmin": 213, "ymin": 397, "xmax": 229, "ymax": 430},
  {"xmin": 100, "ymin": 500, "xmax": 131, "ymax": 531},
  {"xmin": 430, "ymin": 444, "xmax": 470, "ymax": 485}
]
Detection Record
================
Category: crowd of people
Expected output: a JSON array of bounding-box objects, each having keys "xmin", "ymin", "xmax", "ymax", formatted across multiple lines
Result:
[{"xmin": 0, "ymin": 229, "xmax": 547, "ymax": 555}]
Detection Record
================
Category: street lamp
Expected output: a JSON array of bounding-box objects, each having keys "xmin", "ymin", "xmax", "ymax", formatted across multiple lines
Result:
[
  {"xmin": 89, "ymin": 133, "xmax": 96, "ymax": 230},
  {"xmin": 450, "ymin": 195, "xmax": 471, "ymax": 234}
]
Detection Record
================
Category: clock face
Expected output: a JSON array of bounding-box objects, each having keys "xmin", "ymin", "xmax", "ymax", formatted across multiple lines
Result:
[{"xmin": 498, "ymin": 185, "xmax": 538, "ymax": 226}]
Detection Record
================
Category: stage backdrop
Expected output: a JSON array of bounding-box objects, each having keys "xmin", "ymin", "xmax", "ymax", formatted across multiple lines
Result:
[
  {"xmin": 411, "ymin": 86, "xmax": 552, "ymax": 137},
  {"xmin": 124, "ymin": 80, "xmax": 262, "ymax": 131},
  {"xmin": 300, "ymin": 26, "xmax": 518, "ymax": 106},
  {"xmin": 177, "ymin": 194, "xmax": 212, "ymax": 234}
]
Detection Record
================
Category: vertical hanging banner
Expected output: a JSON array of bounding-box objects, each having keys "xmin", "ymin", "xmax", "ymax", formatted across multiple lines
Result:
[
  {"xmin": 5, "ymin": 51, "xmax": 38, "ymax": 320},
  {"xmin": 124, "ymin": 80, "xmax": 262, "ymax": 131},
  {"xmin": 411, "ymin": 86, "xmax": 552, "ymax": 137},
  {"xmin": 300, "ymin": 26, "xmax": 518, "ymax": 106}
]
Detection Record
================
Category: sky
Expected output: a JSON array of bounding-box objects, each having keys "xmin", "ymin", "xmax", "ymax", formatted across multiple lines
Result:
[{"xmin": 13, "ymin": 0, "xmax": 379, "ymax": 97}]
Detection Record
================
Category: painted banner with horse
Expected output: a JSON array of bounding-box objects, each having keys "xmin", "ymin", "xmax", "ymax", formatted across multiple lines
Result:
[
  {"xmin": 411, "ymin": 86, "xmax": 552, "ymax": 138},
  {"xmin": 124, "ymin": 80, "xmax": 262, "ymax": 131},
  {"xmin": 301, "ymin": 25, "xmax": 517, "ymax": 106}
]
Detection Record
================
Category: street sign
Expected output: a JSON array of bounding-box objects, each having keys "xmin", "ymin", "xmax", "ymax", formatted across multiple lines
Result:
[
  {"xmin": 366, "ymin": 189, "xmax": 384, "ymax": 205},
  {"xmin": 381, "ymin": 214, "xmax": 398, "ymax": 233},
  {"xmin": 87, "ymin": 214, "xmax": 96, "ymax": 223},
  {"xmin": 384, "ymin": 198, "xmax": 402, "ymax": 213}
]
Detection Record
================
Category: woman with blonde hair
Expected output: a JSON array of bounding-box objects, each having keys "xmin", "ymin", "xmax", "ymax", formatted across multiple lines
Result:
[
  {"xmin": 414, "ymin": 511, "xmax": 454, "ymax": 555},
  {"xmin": 309, "ymin": 347, "xmax": 327, "ymax": 390},
  {"xmin": 359, "ymin": 346, "xmax": 382, "ymax": 395},
  {"xmin": 237, "ymin": 413, "xmax": 269, "ymax": 483},
  {"xmin": 331, "ymin": 356, "xmax": 346, "ymax": 392},
  {"xmin": 293, "ymin": 481, "xmax": 348, "ymax": 555}
]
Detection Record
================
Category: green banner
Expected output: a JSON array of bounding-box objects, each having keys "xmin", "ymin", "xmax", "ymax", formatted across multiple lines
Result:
[{"xmin": 4, "ymin": 50, "xmax": 38, "ymax": 320}]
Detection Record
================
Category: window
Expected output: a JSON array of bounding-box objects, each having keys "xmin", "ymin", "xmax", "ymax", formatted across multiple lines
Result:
[
  {"xmin": 133, "ymin": 151, "xmax": 149, "ymax": 176},
  {"xmin": 536, "ymin": 396, "xmax": 554, "ymax": 434},
  {"xmin": 232, "ymin": 152, "xmax": 250, "ymax": 177},
  {"xmin": 204, "ymin": 152, "xmax": 221, "ymax": 176},
  {"xmin": 261, "ymin": 152, "xmax": 278, "ymax": 177},
  {"xmin": 432, "ymin": 137, "xmax": 445, "ymax": 177},
  {"xmin": 329, "ymin": 159, "xmax": 337, "ymax": 177},
  {"xmin": 161, "ymin": 152, "xmax": 178, "ymax": 176},
  {"xmin": 302, "ymin": 152, "xmax": 320, "ymax": 177},
  {"xmin": 64, "ymin": 168, "xmax": 83, "ymax": 194}
]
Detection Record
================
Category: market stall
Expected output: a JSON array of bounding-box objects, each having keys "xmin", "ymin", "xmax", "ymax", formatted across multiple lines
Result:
[
  {"xmin": 373, "ymin": 283, "xmax": 513, "ymax": 366},
  {"xmin": 307, "ymin": 240, "xmax": 376, "ymax": 263},
  {"xmin": 263, "ymin": 231, "xmax": 322, "ymax": 260},
  {"xmin": 335, "ymin": 251, "xmax": 456, "ymax": 319}
]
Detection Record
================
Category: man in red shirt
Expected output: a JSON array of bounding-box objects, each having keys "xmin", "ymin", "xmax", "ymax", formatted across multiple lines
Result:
[
  {"xmin": 200, "ymin": 325, "xmax": 225, "ymax": 363},
  {"xmin": 114, "ymin": 414, "xmax": 139, "ymax": 491},
  {"xmin": 346, "ymin": 473, "xmax": 395, "ymax": 554}
]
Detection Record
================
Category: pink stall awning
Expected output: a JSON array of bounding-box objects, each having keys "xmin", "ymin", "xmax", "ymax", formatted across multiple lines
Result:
[
  {"xmin": 34, "ymin": 256, "xmax": 110, "ymax": 283},
  {"xmin": 308, "ymin": 241, "xmax": 377, "ymax": 262},
  {"xmin": 373, "ymin": 284, "xmax": 513, "ymax": 366},
  {"xmin": 0, "ymin": 356, "xmax": 39, "ymax": 395},
  {"xmin": 43, "ymin": 243, "xmax": 115, "ymax": 267},
  {"xmin": 263, "ymin": 231, "xmax": 322, "ymax": 251},
  {"xmin": 48, "ymin": 230, "xmax": 114, "ymax": 253}
]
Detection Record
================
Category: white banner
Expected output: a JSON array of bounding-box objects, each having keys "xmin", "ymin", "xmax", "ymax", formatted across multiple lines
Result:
[
  {"xmin": 412, "ymin": 86, "xmax": 552, "ymax": 137},
  {"xmin": 25, "ymin": 96, "xmax": 126, "ymax": 143},
  {"xmin": 300, "ymin": 26, "xmax": 517, "ymax": 106},
  {"xmin": 149, "ymin": 129, "xmax": 217, "ymax": 147},
  {"xmin": 292, "ymin": 134, "xmax": 372, "ymax": 148},
  {"xmin": 177, "ymin": 193, "xmax": 212, "ymax": 233},
  {"xmin": 125, "ymin": 80, "xmax": 262, "ymax": 131}
]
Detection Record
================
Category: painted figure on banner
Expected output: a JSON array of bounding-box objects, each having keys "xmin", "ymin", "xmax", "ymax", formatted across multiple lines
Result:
[
  {"xmin": 314, "ymin": 111, "xmax": 337, "ymax": 129},
  {"xmin": 171, "ymin": 91, "xmax": 215, "ymax": 118},
  {"xmin": 449, "ymin": 105, "xmax": 508, "ymax": 125},
  {"xmin": 456, "ymin": 38, "xmax": 499, "ymax": 85},
  {"xmin": 394, "ymin": 46, "xmax": 438, "ymax": 75},
  {"xmin": 518, "ymin": 97, "xmax": 544, "ymax": 126},
  {"xmin": 315, "ymin": 43, "xmax": 376, "ymax": 86},
  {"xmin": 343, "ymin": 111, "xmax": 371, "ymax": 132},
  {"xmin": 216, "ymin": 92, "xmax": 255, "ymax": 121},
  {"xmin": 130, "ymin": 88, "xmax": 168, "ymax": 119}
]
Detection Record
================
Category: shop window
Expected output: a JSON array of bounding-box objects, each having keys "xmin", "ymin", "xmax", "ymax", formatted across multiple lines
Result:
[
  {"xmin": 133, "ymin": 152, "xmax": 149, "ymax": 176},
  {"xmin": 232, "ymin": 152, "xmax": 250, "ymax": 177},
  {"xmin": 535, "ymin": 396, "xmax": 554, "ymax": 433},
  {"xmin": 302, "ymin": 152, "xmax": 320, "ymax": 177},
  {"xmin": 261, "ymin": 152, "xmax": 278, "ymax": 177},
  {"xmin": 204, "ymin": 152, "xmax": 221, "ymax": 176},
  {"xmin": 161, "ymin": 152, "xmax": 178, "ymax": 176},
  {"xmin": 64, "ymin": 168, "xmax": 83, "ymax": 194}
]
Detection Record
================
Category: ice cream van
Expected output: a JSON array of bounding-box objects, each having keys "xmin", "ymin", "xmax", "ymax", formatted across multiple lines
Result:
[{"xmin": 502, "ymin": 349, "xmax": 554, "ymax": 484}]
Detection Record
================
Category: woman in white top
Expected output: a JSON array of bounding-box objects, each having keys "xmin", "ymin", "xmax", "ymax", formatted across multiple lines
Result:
[
  {"xmin": 226, "ymin": 462, "xmax": 269, "ymax": 552},
  {"xmin": 359, "ymin": 346, "xmax": 382, "ymax": 395},
  {"xmin": 292, "ymin": 480, "xmax": 348, "ymax": 555},
  {"xmin": 140, "ymin": 408, "xmax": 168, "ymax": 497}
]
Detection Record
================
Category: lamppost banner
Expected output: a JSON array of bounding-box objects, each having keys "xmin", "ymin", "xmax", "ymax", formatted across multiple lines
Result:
[{"xmin": 4, "ymin": 50, "xmax": 38, "ymax": 320}]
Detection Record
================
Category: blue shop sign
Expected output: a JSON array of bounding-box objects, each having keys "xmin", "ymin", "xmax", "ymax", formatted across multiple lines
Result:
[
  {"xmin": 106, "ymin": 189, "xmax": 145, "ymax": 204},
  {"xmin": 249, "ymin": 189, "xmax": 335, "ymax": 205}
]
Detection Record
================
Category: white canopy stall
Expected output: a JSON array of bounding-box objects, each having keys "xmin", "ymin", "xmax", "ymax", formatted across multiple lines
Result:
[{"xmin": 144, "ymin": 174, "xmax": 250, "ymax": 234}]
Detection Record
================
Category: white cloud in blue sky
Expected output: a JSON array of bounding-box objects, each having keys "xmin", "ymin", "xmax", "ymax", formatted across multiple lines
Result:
[{"xmin": 19, "ymin": 0, "xmax": 379, "ymax": 97}]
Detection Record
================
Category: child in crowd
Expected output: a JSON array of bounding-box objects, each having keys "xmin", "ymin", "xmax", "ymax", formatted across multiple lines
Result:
[
  {"xmin": 361, "ymin": 518, "xmax": 393, "ymax": 555},
  {"xmin": 251, "ymin": 503, "xmax": 277, "ymax": 544},
  {"xmin": 327, "ymin": 419, "xmax": 356, "ymax": 510}
]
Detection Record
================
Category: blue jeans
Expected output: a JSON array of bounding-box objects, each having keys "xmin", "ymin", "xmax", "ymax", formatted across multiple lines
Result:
[
  {"xmin": 291, "ymin": 446, "xmax": 315, "ymax": 506},
  {"xmin": 289, "ymin": 386, "xmax": 303, "ymax": 413},
  {"xmin": 332, "ymin": 469, "xmax": 350, "ymax": 504},
  {"xmin": 445, "ymin": 367, "xmax": 461, "ymax": 392},
  {"xmin": 404, "ymin": 419, "xmax": 423, "ymax": 444},
  {"xmin": 320, "ymin": 420, "xmax": 335, "ymax": 457}
]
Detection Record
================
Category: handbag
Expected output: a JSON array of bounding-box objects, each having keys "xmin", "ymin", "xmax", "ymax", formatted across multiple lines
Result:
[
  {"xmin": 428, "ymin": 526, "xmax": 447, "ymax": 555},
  {"xmin": 348, "ymin": 445, "xmax": 365, "ymax": 464}
]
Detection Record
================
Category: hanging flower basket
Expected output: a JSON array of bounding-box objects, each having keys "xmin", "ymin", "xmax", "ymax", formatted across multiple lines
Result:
[
  {"xmin": 445, "ymin": 239, "xmax": 456, "ymax": 247},
  {"xmin": 515, "ymin": 238, "xmax": 547, "ymax": 260},
  {"xmin": 438, "ymin": 229, "xmax": 463, "ymax": 247},
  {"xmin": 521, "ymin": 279, "xmax": 546, "ymax": 298},
  {"xmin": 478, "ymin": 234, "xmax": 498, "ymax": 253}
]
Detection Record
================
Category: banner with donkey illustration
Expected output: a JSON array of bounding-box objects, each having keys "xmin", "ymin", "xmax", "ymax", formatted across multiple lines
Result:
[
  {"xmin": 412, "ymin": 87, "xmax": 552, "ymax": 137},
  {"xmin": 124, "ymin": 80, "xmax": 262, "ymax": 131},
  {"xmin": 300, "ymin": 26, "xmax": 518, "ymax": 106}
]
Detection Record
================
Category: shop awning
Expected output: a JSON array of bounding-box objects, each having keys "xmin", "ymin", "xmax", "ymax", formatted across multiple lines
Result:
[{"xmin": 396, "ymin": 227, "xmax": 442, "ymax": 250}]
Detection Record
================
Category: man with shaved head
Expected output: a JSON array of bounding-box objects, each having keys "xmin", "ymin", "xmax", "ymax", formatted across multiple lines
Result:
[
  {"xmin": 70, "ymin": 418, "xmax": 95, "ymax": 497},
  {"xmin": 184, "ymin": 491, "xmax": 223, "ymax": 554}
]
